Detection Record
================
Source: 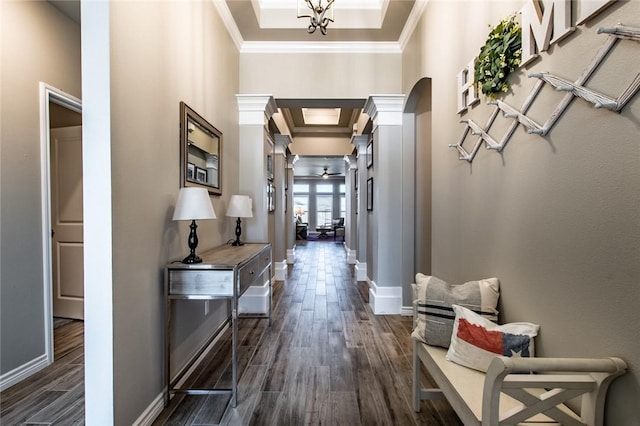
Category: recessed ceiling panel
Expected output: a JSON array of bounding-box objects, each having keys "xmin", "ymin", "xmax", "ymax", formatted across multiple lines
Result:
[{"xmin": 226, "ymin": 0, "xmax": 414, "ymax": 42}]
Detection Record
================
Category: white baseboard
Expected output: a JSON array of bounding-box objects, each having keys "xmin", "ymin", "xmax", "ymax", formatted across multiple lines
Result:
[
  {"xmin": 239, "ymin": 281, "xmax": 270, "ymax": 314},
  {"xmin": 286, "ymin": 248, "xmax": 295, "ymax": 264},
  {"xmin": 132, "ymin": 391, "xmax": 165, "ymax": 426},
  {"xmin": 346, "ymin": 247, "xmax": 356, "ymax": 265},
  {"xmin": 368, "ymin": 281, "xmax": 402, "ymax": 315},
  {"xmin": 354, "ymin": 261, "xmax": 367, "ymax": 281},
  {"xmin": 0, "ymin": 353, "xmax": 49, "ymax": 392},
  {"xmin": 274, "ymin": 260, "xmax": 287, "ymax": 281}
]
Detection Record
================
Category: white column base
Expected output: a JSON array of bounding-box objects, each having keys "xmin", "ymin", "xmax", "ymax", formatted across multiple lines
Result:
[
  {"xmin": 355, "ymin": 260, "xmax": 367, "ymax": 281},
  {"xmin": 238, "ymin": 280, "xmax": 270, "ymax": 314},
  {"xmin": 286, "ymin": 248, "xmax": 295, "ymax": 264},
  {"xmin": 274, "ymin": 260, "xmax": 287, "ymax": 281},
  {"xmin": 368, "ymin": 281, "xmax": 402, "ymax": 315},
  {"xmin": 346, "ymin": 247, "xmax": 356, "ymax": 265}
]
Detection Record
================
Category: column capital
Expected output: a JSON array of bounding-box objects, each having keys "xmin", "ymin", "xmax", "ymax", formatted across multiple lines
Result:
[
  {"xmin": 351, "ymin": 134, "xmax": 369, "ymax": 150},
  {"xmin": 236, "ymin": 94, "xmax": 277, "ymax": 126},
  {"xmin": 345, "ymin": 155, "xmax": 357, "ymax": 169},
  {"xmin": 364, "ymin": 95, "xmax": 405, "ymax": 126},
  {"xmin": 274, "ymin": 134, "xmax": 292, "ymax": 155}
]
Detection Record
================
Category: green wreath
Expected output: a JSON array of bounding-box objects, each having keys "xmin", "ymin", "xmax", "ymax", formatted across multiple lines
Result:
[{"xmin": 474, "ymin": 15, "xmax": 522, "ymax": 99}]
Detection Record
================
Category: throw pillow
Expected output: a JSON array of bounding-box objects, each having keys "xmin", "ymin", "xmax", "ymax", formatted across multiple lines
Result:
[
  {"xmin": 446, "ymin": 304, "xmax": 540, "ymax": 372},
  {"xmin": 411, "ymin": 274, "xmax": 500, "ymax": 348}
]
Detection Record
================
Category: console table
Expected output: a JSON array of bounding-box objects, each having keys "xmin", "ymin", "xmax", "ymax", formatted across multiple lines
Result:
[{"xmin": 164, "ymin": 243, "xmax": 272, "ymax": 408}]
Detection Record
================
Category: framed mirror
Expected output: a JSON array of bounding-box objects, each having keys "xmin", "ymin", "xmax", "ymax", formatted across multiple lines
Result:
[{"xmin": 180, "ymin": 101, "xmax": 222, "ymax": 195}]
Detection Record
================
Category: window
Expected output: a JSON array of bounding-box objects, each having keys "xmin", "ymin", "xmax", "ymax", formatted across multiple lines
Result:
[
  {"xmin": 316, "ymin": 184, "xmax": 333, "ymax": 193},
  {"xmin": 293, "ymin": 184, "xmax": 309, "ymax": 223},
  {"xmin": 339, "ymin": 184, "xmax": 346, "ymax": 218},
  {"xmin": 316, "ymin": 195, "xmax": 332, "ymax": 226},
  {"xmin": 293, "ymin": 183, "xmax": 309, "ymax": 193}
]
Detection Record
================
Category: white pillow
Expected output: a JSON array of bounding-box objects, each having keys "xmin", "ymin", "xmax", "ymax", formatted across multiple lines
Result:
[
  {"xmin": 411, "ymin": 274, "xmax": 500, "ymax": 348},
  {"xmin": 446, "ymin": 304, "xmax": 540, "ymax": 372}
]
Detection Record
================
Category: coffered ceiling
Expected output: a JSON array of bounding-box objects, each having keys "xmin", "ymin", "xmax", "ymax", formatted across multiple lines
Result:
[{"xmin": 222, "ymin": 0, "xmax": 417, "ymax": 46}]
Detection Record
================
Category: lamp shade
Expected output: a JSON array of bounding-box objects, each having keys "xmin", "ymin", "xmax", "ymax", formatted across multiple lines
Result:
[
  {"xmin": 226, "ymin": 195, "xmax": 253, "ymax": 218},
  {"xmin": 172, "ymin": 187, "xmax": 216, "ymax": 221}
]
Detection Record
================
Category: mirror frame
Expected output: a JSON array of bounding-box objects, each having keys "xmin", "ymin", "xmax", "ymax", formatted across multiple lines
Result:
[{"xmin": 180, "ymin": 101, "xmax": 222, "ymax": 196}]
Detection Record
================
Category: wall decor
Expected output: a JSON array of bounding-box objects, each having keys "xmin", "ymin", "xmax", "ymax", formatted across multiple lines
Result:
[
  {"xmin": 450, "ymin": 24, "xmax": 640, "ymax": 162},
  {"xmin": 187, "ymin": 163, "xmax": 195, "ymax": 180},
  {"xmin": 474, "ymin": 14, "xmax": 522, "ymax": 99},
  {"xmin": 180, "ymin": 101, "xmax": 222, "ymax": 195},
  {"xmin": 367, "ymin": 177, "xmax": 373, "ymax": 211},
  {"xmin": 195, "ymin": 167, "xmax": 207, "ymax": 183},
  {"xmin": 366, "ymin": 139, "xmax": 373, "ymax": 168},
  {"xmin": 267, "ymin": 154, "xmax": 274, "ymax": 182},
  {"xmin": 267, "ymin": 183, "xmax": 275, "ymax": 212}
]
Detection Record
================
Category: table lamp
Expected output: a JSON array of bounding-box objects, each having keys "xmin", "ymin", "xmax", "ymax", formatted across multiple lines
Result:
[
  {"xmin": 173, "ymin": 187, "xmax": 216, "ymax": 263},
  {"xmin": 226, "ymin": 195, "xmax": 253, "ymax": 246}
]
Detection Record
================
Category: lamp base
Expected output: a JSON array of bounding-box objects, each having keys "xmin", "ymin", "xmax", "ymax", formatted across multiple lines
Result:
[
  {"xmin": 231, "ymin": 239, "xmax": 244, "ymax": 247},
  {"xmin": 182, "ymin": 253, "xmax": 202, "ymax": 264}
]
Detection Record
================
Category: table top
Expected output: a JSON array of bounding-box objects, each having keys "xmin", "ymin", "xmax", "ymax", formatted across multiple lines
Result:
[{"xmin": 168, "ymin": 243, "xmax": 270, "ymax": 270}]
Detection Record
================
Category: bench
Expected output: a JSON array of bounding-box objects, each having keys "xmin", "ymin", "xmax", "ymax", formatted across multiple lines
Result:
[{"xmin": 413, "ymin": 333, "xmax": 627, "ymax": 425}]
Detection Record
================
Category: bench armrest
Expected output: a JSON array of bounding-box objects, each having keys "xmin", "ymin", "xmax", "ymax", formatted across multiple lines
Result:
[{"xmin": 482, "ymin": 356, "xmax": 627, "ymax": 426}]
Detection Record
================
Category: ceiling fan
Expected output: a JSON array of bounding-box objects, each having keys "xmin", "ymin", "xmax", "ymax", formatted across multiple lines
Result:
[{"xmin": 319, "ymin": 167, "xmax": 340, "ymax": 179}]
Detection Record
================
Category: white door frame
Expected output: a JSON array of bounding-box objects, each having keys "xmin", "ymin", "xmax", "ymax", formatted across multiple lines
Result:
[{"xmin": 39, "ymin": 82, "xmax": 82, "ymax": 364}]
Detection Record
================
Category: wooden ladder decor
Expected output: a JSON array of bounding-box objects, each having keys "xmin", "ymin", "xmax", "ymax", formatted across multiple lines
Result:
[{"xmin": 449, "ymin": 24, "xmax": 640, "ymax": 162}]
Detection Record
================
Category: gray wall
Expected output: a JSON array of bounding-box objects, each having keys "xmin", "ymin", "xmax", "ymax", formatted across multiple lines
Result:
[
  {"xmin": 107, "ymin": 2, "xmax": 240, "ymax": 423},
  {"xmin": 0, "ymin": 0, "xmax": 81, "ymax": 379},
  {"xmin": 404, "ymin": 1, "xmax": 640, "ymax": 423}
]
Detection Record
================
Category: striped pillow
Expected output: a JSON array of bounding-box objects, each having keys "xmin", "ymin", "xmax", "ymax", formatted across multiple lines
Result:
[{"xmin": 411, "ymin": 274, "xmax": 500, "ymax": 348}]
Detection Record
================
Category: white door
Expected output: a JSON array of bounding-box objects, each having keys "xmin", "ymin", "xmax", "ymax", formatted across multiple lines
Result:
[{"xmin": 51, "ymin": 126, "xmax": 84, "ymax": 319}]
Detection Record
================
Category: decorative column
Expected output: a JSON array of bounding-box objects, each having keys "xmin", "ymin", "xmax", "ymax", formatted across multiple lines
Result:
[
  {"xmin": 351, "ymin": 135, "xmax": 369, "ymax": 280},
  {"xmin": 363, "ymin": 95, "xmax": 406, "ymax": 315},
  {"xmin": 341, "ymin": 155, "xmax": 355, "ymax": 264},
  {"xmin": 273, "ymin": 134, "xmax": 291, "ymax": 280},
  {"xmin": 286, "ymin": 155, "xmax": 297, "ymax": 265},
  {"xmin": 236, "ymin": 94, "xmax": 277, "ymax": 313}
]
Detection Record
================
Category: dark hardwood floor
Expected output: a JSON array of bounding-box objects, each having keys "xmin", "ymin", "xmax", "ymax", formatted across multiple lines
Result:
[
  {"xmin": 154, "ymin": 240, "xmax": 461, "ymax": 426},
  {"xmin": 0, "ymin": 239, "xmax": 462, "ymax": 425},
  {"xmin": 0, "ymin": 318, "xmax": 84, "ymax": 425}
]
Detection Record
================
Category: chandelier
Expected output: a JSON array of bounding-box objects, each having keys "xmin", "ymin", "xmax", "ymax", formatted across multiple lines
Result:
[{"xmin": 297, "ymin": 0, "xmax": 335, "ymax": 35}]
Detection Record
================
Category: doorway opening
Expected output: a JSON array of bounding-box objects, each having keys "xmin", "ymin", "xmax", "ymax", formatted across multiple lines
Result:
[{"xmin": 39, "ymin": 83, "xmax": 83, "ymax": 364}]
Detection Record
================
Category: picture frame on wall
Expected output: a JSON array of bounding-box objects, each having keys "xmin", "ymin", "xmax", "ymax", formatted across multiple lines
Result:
[
  {"xmin": 366, "ymin": 139, "xmax": 373, "ymax": 169},
  {"xmin": 267, "ymin": 154, "xmax": 274, "ymax": 182},
  {"xmin": 187, "ymin": 162, "xmax": 195, "ymax": 181},
  {"xmin": 195, "ymin": 167, "xmax": 207, "ymax": 183},
  {"xmin": 268, "ymin": 183, "xmax": 275, "ymax": 212},
  {"xmin": 367, "ymin": 177, "xmax": 373, "ymax": 211}
]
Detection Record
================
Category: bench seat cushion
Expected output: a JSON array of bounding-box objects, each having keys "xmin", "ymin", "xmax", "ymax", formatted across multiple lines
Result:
[{"xmin": 417, "ymin": 343, "xmax": 581, "ymax": 425}]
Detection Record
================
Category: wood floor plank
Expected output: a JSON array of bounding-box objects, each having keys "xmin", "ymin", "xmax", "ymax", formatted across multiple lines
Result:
[
  {"xmin": 247, "ymin": 391, "xmax": 283, "ymax": 426},
  {"xmin": 219, "ymin": 365, "xmax": 267, "ymax": 426},
  {"xmin": 330, "ymin": 391, "xmax": 362, "ymax": 426}
]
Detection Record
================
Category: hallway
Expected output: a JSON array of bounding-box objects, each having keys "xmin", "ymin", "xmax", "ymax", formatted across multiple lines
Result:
[{"xmin": 154, "ymin": 240, "xmax": 461, "ymax": 425}]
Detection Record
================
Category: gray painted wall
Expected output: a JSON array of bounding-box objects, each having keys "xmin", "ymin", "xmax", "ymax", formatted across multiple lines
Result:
[
  {"xmin": 107, "ymin": 2, "xmax": 240, "ymax": 422},
  {"xmin": 404, "ymin": 1, "xmax": 640, "ymax": 423},
  {"xmin": 0, "ymin": 0, "xmax": 81, "ymax": 378}
]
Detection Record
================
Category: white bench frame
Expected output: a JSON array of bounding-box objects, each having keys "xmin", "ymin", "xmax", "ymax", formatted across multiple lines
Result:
[{"xmin": 413, "ymin": 340, "xmax": 627, "ymax": 426}]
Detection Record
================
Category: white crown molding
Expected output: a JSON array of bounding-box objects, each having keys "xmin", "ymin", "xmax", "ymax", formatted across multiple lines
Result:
[
  {"xmin": 212, "ymin": 0, "xmax": 244, "ymax": 51},
  {"xmin": 399, "ymin": 0, "xmax": 428, "ymax": 51},
  {"xmin": 240, "ymin": 41, "xmax": 402, "ymax": 54}
]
